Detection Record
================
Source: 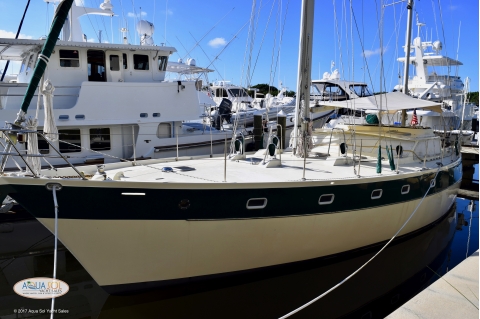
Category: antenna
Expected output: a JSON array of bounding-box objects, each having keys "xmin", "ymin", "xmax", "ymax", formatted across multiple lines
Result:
[
  {"xmin": 164, "ymin": 0, "xmax": 168, "ymax": 44},
  {"xmin": 455, "ymin": 21, "xmax": 461, "ymax": 77}
]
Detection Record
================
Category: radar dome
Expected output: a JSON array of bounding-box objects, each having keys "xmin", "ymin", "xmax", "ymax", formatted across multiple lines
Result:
[
  {"xmin": 136, "ymin": 20, "xmax": 155, "ymax": 37},
  {"xmin": 433, "ymin": 41, "xmax": 442, "ymax": 53}
]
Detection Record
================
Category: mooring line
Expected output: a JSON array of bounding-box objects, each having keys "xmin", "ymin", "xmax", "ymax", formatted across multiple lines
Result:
[
  {"xmin": 50, "ymin": 185, "xmax": 59, "ymax": 319},
  {"xmin": 279, "ymin": 166, "xmax": 443, "ymax": 319}
]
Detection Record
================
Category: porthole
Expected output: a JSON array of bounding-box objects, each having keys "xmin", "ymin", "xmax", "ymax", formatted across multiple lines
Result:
[
  {"xmin": 178, "ymin": 199, "xmax": 190, "ymax": 210},
  {"xmin": 246, "ymin": 198, "xmax": 267, "ymax": 209},
  {"xmin": 371, "ymin": 189, "xmax": 383, "ymax": 199},
  {"xmin": 401, "ymin": 185, "xmax": 410, "ymax": 194},
  {"xmin": 318, "ymin": 194, "xmax": 335, "ymax": 205},
  {"xmin": 140, "ymin": 113, "xmax": 148, "ymax": 118}
]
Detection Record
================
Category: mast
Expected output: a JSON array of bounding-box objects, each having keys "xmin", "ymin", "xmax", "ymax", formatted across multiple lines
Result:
[
  {"xmin": 16, "ymin": 0, "xmax": 75, "ymax": 125},
  {"xmin": 292, "ymin": 0, "xmax": 315, "ymax": 155},
  {"xmin": 401, "ymin": 0, "xmax": 414, "ymax": 127}
]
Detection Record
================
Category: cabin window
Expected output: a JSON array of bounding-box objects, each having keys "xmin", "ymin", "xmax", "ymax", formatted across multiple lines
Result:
[
  {"xmin": 371, "ymin": 189, "xmax": 383, "ymax": 199},
  {"xmin": 133, "ymin": 54, "xmax": 149, "ymax": 70},
  {"xmin": 228, "ymin": 88, "xmax": 248, "ymax": 97},
  {"xmin": 26, "ymin": 54, "xmax": 35, "ymax": 73},
  {"xmin": 122, "ymin": 53, "xmax": 128, "ymax": 69},
  {"xmin": 90, "ymin": 128, "xmax": 111, "ymax": 151},
  {"xmin": 349, "ymin": 85, "xmax": 372, "ymax": 97},
  {"xmin": 19, "ymin": 58, "xmax": 26, "ymax": 73},
  {"xmin": 25, "ymin": 131, "xmax": 50, "ymax": 154},
  {"xmin": 216, "ymin": 88, "xmax": 228, "ymax": 97},
  {"xmin": 246, "ymin": 198, "xmax": 267, "ymax": 209},
  {"xmin": 109, "ymin": 55, "xmax": 120, "ymax": 71},
  {"xmin": 157, "ymin": 123, "xmax": 172, "ymax": 138},
  {"xmin": 59, "ymin": 129, "xmax": 81, "ymax": 153},
  {"xmin": 59, "ymin": 50, "xmax": 80, "ymax": 67},
  {"xmin": 87, "ymin": 50, "xmax": 106, "ymax": 81},
  {"xmin": 401, "ymin": 185, "xmax": 410, "ymax": 194},
  {"xmin": 157, "ymin": 56, "xmax": 168, "ymax": 71},
  {"xmin": 318, "ymin": 194, "xmax": 335, "ymax": 205}
]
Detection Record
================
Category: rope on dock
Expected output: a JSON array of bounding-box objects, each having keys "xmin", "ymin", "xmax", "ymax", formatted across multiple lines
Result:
[{"xmin": 278, "ymin": 165, "xmax": 443, "ymax": 319}]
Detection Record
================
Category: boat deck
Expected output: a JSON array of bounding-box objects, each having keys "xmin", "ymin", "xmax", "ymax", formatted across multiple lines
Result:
[{"xmin": 57, "ymin": 149, "xmax": 453, "ymax": 186}]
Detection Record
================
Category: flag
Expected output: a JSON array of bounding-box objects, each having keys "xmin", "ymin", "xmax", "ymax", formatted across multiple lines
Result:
[{"xmin": 411, "ymin": 109, "xmax": 418, "ymax": 126}]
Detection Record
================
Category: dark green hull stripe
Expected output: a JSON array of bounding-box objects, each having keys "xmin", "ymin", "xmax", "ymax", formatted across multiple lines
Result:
[{"xmin": 4, "ymin": 161, "xmax": 462, "ymax": 220}]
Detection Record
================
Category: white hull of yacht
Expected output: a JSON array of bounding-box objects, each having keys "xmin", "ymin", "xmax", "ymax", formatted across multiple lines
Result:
[{"xmin": 31, "ymin": 172, "xmax": 459, "ymax": 292}]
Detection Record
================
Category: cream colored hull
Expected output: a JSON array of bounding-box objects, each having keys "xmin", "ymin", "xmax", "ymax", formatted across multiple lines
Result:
[{"xmin": 37, "ymin": 183, "xmax": 458, "ymax": 287}]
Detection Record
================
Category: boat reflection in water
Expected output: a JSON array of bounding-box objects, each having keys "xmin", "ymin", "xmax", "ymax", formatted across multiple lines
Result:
[{"xmin": 0, "ymin": 202, "xmax": 469, "ymax": 319}]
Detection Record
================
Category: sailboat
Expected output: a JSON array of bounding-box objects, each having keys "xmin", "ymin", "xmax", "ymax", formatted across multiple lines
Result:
[{"xmin": 0, "ymin": 0, "xmax": 461, "ymax": 295}]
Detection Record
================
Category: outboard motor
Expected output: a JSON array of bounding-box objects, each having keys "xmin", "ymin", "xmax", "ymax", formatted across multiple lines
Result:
[{"xmin": 217, "ymin": 98, "xmax": 233, "ymax": 125}]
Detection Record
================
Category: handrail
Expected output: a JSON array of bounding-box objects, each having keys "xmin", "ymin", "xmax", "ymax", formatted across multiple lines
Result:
[{"xmin": 0, "ymin": 127, "xmax": 87, "ymax": 180}]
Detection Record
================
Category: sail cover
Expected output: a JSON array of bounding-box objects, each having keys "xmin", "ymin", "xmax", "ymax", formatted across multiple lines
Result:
[{"xmin": 311, "ymin": 91, "xmax": 443, "ymax": 113}]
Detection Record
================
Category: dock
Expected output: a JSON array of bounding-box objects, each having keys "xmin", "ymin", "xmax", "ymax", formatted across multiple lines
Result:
[
  {"xmin": 459, "ymin": 146, "xmax": 479, "ymax": 200},
  {"xmin": 386, "ymin": 250, "xmax": 479, "ymax": 319}
]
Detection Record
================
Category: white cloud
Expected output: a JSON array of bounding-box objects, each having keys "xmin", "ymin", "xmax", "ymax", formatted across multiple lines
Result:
[
  {"xmin": 127, "ymin": 11, "xmax": 147, "ymax": 18},
  {"xmin": 161, "ymin": 9, "xmax": 173, "ymax": 16},
  {"xmin": 449, "ymin": 5, "xmax": 458, "ymax": 10},
  {"xmin": 0, "ymin": 29, "xmax": 33, "ymax": 39},
  {"xmin": 208, "ymin": 37, "xmax": 227, "ymax": 48},
  {"xmin": 362, "ymin": 47, "xmax": 388, "ymax": 58},
  {"xmin": 87, "ymin": 38, "xmax": 96, "ymax": 42}
]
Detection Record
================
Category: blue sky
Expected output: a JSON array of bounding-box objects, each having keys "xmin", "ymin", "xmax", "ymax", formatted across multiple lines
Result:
[{"xmin": 0, "ymin": 0, "xmax": 478, "ymax": 93}]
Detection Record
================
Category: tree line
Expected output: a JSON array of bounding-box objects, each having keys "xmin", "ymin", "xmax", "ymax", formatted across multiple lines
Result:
[
  {"xmin": 467, "ymin": 92, "xmax": 479, "ymax": 106},
  {"xmin": 248, "ymin": 84, "xmax": 295, "ymax": 97}
]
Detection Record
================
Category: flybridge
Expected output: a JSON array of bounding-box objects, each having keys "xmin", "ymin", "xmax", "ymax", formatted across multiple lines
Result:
[{"xmin": 0, "ymin": 38, "xmax": 176, "ymax": 60}]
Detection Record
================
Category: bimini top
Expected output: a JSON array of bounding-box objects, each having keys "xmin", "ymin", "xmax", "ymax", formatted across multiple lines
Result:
[
  {"xmin": 0, "ymin": 38, "xmax": 176, "ymax": 60},
  {"xmin": 312, "ymin": 91, "xmax": 443, "ymax": 113}
]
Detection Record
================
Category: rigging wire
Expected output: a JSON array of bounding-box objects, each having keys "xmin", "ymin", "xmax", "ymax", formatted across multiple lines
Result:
[
  {"xmin": 181, "ymin": 7, "xmax": 235, "ymax": 61},
  {"xmin": 271, "ymin": 0, "xmax": 291, "ymax": 91},
  {"xmin": 249, "ymin": 0, "xmax": 278, "ymax": 87}
]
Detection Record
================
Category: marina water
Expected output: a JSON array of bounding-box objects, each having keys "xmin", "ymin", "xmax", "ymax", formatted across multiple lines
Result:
[{"xmin": 0, "ymin": 165, "xmax": 477, "ymax": 318}]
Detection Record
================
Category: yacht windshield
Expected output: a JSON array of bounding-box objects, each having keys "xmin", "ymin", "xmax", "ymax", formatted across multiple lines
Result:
[
  {"xmin": 350, "ymin": 85, "xmax": 373, "ymax": 97},
  {"xmin": 311, "ymin": 83, "xmax": 347, "ymax": 100},
  {"xmin": 228, "ymin": 88, "xmax": 248, "ymax": 97}
]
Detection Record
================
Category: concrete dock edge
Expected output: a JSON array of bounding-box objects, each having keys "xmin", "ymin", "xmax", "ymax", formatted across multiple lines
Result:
[{"xmin": 387, "ymin": 250, "xmax": 479, "ymax": 318}]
